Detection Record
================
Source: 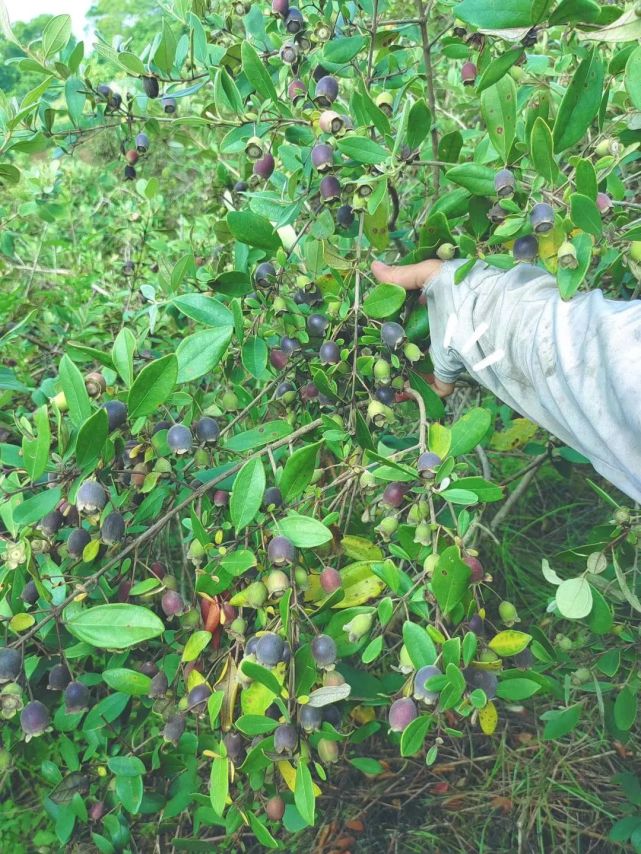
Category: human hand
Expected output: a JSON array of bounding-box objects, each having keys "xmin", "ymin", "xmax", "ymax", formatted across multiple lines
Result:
[{"xmin": 370, "ymin": 257, "xmax": 454, "ymax": 399}]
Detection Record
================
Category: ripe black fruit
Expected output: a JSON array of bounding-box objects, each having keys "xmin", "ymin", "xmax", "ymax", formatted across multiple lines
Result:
[
  {"xmin": 513, "ymin": 235, "xmax": 538, "ymax": 261},
  {"xmin": 136, "ymin": 132, "xmax": 149, "ymax": 153},
  {"xmin": 285, "ymin": 7, "xmax": 305, "ymax": 33},
  {"xmin": 336, "ymin": 204, "xmax": 354, "ymax": 228},
  {"xmin": 280, "ymin": 336, "xmax": 301, "ymax": 355},
  {"xmin": 148, "ymin": 671, "xmax": 169, "ymax": 698},
  {"xmin": 262, "ymin": 487, "xmax": 283, "ymax": 509},
  {"xmin": 319, "ymin": 341, "xmax": 340, "ymax": 365},
  {"xmin": 101, "ymin": 511, "xmax": 126, "ymax": 545},
  {"xmin": 20, "ymin": 700, "xmax": 50, "ymax": 737},
  {"xmin": 163, "ymin": 713, "xmax": 186, "ymax": 745},
  {"xmin": 381, "ymin": 321, "xmax": 405, "ymax": 349},
  {"xmin": 187, "ymin": 683, "xmax": 211, "ymax": 714},
  {"xmin": 124, "ymin": 165, "xmax": 136, "ymax": 181},
  {"xmin": 375, "ymin": 386, "xmax": 395, "ymax": 405},
  {"xmin": 76, "ymin": 481, "xmax": 107, "ymax": 514},
  {"xmin": 47, "ymin": 663, "xmax": 71, "ymax": 691},
  {"xmin": 21, "ymin": 580, "xmax": 38, "ymax": 605},
  {"xmin": 167, "ymin": 424, "xmax": 193, "ymax": 454},
  {"xmin": 530, "ymin": 202, "xmax": 554, "ymax": 234},
  {"xmin": 253, "ymin": 153, "xmax": 275, "ymax": 180},
  {"xmin": 39, "ymin": 510, "xmax": 63, "ymax": 537},
  {"xmin": 142, "ymin": 76, "xmax": 159, "ymax": 98},
  {"xmin": 417, "ymin": 452, "xmax": 442, "ymax": 479},
  {"xmin": 0, "ymin": 648, "xmax": 21, "ymax": 683},
  {"xmin": 102, "ymin": 399, "xmax": 127, "ymax": 432},
  {"xmin": 224, "ymin": 732, "xmax": 246, "ymax": 764},
  {"xmin": 162, "ymin": 96, "xmax": 177, "ymax": 114},
  {"xmin": 254, "ymin": 261, "xmax": 276, "ymax": 286},
  {"xmin": 311, "ymin": 634, "xmax": 337, "ymax": 668},
  {"xmin": 307, "ymin": 313, "xmax": 329, "ymax": 336},
  {"xmin": 256, "ymin": 632, "xmax": 285, "ymax": 667},
  {"xmin": 311, "ymin": 143, "xmax": 334, "ymax": 172},
  {"xmin": 280, "ymin": 42, "xmax": 299, "ymax": 65},
  {"xmin": 64, "ymin": 680, "xmax": 90, "ymax": 712},
  {"xmin": 320, "ymin": 174, "xmax": 341, "ymax": 203},
  {"xmin": 494, "ymin": 168, "xmax": 515, "ymax": 198},
  {"xmin": 267, "ymin": 536, "xmax": 297, "ymax": 566},
  {"xmin": 195, "ymin": 417, "xmax": 220, "ymax": 444},
  {"xmin": 314, "ymin": 75, "xmax": 338, "ymax": 106},
  {"xmin": 68, "ymin": 528, "xmax": 91, "ymax": 558},
  {"xmin": 299, "ymin": 704, "xmax": 323, "ymax": 732},
  {"xmin": 274, "ymin": 722, "xmax": 298, "ymax": 753}
]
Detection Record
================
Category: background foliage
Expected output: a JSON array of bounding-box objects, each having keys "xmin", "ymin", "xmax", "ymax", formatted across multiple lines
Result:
[{"xmin": 1, "ymin": 0, "xmax": 641, "ymax": 850}]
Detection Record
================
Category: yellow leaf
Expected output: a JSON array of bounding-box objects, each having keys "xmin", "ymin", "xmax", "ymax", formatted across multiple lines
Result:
[
  {"xmin": 428, "ymin": 423, "xmax": 451, "ymax": 458},
  {"xmin": 214, "ymin": 655, "xmax": 239, "ymax": 732},
  {"xmin": 335, "ymin": 561, "xmax": 386, "ymax": 609},
  {"xmin": 82, "ymin": 539, "xmax": 100, "ymax": 563},
  {"xmin": 488, "ymin": 630, "xmax": 532, "ymax": 657},
  {"xmin": 479, "ymin": 701, "xmax": 498, "ymax": 735},
  {"xmin": 538, "ymin": 224, "xmax": 565, "ymax": 274},
  {"xmin": 472, "ymin": 659, "xmax": 503, "ymax": 672},
  {"xmin": 187, "ymin": 670, "xmax": 208, "ymax": 692},
  {"xmin": 341, "ymin": 536, "xmax": 383, "ymax": 562},
  {"xmin": 350, "ymin": 704, "xmax": 376, "ymax": 724},
  {"xmin": 278, "ymin": 760, "xmax": 322, "ymax": 796},
  {"xmin": 9, "ymin": 612, "xmax": 35, "ymax": 632},
  {"xmin": 490, "ymin": 417, "xmax": 538, "ymax": 451}
]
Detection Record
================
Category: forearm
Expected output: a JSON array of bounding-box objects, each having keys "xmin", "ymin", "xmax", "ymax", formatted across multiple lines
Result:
[{"xmin": 426, "ymin": 260, "xmax": 641, "ymax": 503}]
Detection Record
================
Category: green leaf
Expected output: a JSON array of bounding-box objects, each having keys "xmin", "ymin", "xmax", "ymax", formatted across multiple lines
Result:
[
  {"xmin": 614, "ymin": 686, "xmax": 637, "ymax": 731},
  {"xmin": 553, "ymin": 48, "xmax": 604, "ymax": 153},
  {"xmin": 453, "ymin": 476, "xmax": 503, "ymax": 502},
  {"xmin": 65, "ymin": 77, "xmax": 86, "ymax": 126},
  {"xmin": 230, "ymin": 458, "xmax": 265, "ymax": 533},
  {"xmin": 59, "ymin": 354, "xmax": 92, "ymax": 427},
  {"xmin": 102, "ymin": 669, "xmax": 151, "ymax": 696},
  {"xmin": 182, "ymin": 631, "xmax": 212, "ymax": 662},
  {"xmin": 116, "ymin": 774, "xmax": 143, "ymax": 814},
  {"xmin": 408, "ymin": 371, "xmax": 445, "ymax": 420},
  {"xmin": 400, "ymin": 715, "xmax": 433, "ymax": 757},
  {"xmin": 274, "ymin": 513, "xmax": 333, "ymax": 547},
  {"xmin": 530, "ymin": 118, "xmax": 559, "ymax": 184},
  {"xmin": 241, "ymin": 41, "xmax": 277, "ymax": 102},
  {"xmin": 42, "ymin": 14, "xmax": 71, "ymax": 58},
  {"xmin": 495, "ymin": 678, "xmax": 541, "ymax": 701},
  {"xmin": 557, "ymin": 232, "xmax": 592, "ymax": 300},
  {"xmin": 128, "ymin": 355, "xmax": 178, "ymax": 419},
  {"xmin": 542, "ymin": 704, "xmax": 582, "ymax": 740},
  {"xmin": 445, "ymin": 164, "xmax": 496, "ymax": 196},
  {"xmin": 65, "ymin": 604, "xmax": 165, "ymax": 649},
  {"xmin": 246, "ymin": 810, "xmax": 280, "ymax": 849},
  {"xmin": 176, "ymin": 328, "xmax": 232, "ymax": 383},
  {"xmin": 449, "ymin": 407, "xmax": 492, "ymax": 456},
  {"xmin": 294, "ymin": 761, "xmax": 316, "ymax": 826},
  {"xmin": 154, "ymin": 20, "xmax": 177, "ymax": 74},
  {"xmin": 476, "ymin": 47, "xmax": 524, "ymax": 93},
  {"xmin": 240, "ymin": 660, "xmax": 282, "ymax": 696},
  {"xmin": 549, "ymin": 0, "xmax": 601, "ymax": 25},
  {"xmin": 279, "ymin": 441, "xmax": 322, "ymax": 501},
  {"xmin": 112, "ymin": 328, "xmax": 136, "ymax": 388},
  {"xmin": 75, "ymin": 407, "xmax": 108, "ymax": 469},
  {"xmin": 209, "ymin": 756, "xmax": 229, "ymax": 816},
  {"xmin": 22, "ymin": 404, "xmax": 50, "ymax": 482},
  {"xmin": 169, "ymin": 294, "xmax": 233, "ymax": 327},
  {"xmin": 13, "ymin": 487, "xmax": 61, "ymax": 527},
  {"xmin": 227, "ymin": 211, "xmax": 282, "ymax": 251},
  {"xmin": 402, "ymin": 621, "xmax": 437, "ymax": 668},
  {"xmin": 107, "ymin": 755, "xmax": 145, "ymax": 777},
  {"xmin": 454, "ymin": 0, "xmax": 541, "ymax": 28},
  {"xmin": 570, "ymin": 193, "xmax": 602, "ymax": 237},
  {"xmin": 362, "ymin": 284, "xmax": 406, "ymax": 319},
  {"xmin": 336, "ymin": 136, "xmax": 389, "ymax": 165},
  {"xmin": 225, "ymin": 421, "xmax": 292, "ymax": 452},
  {"xmin": 555, "ymin": 576, "xmax": 593, "ymax": 619},
  {"xmin": 574, "ymin": 158, "xmax": 597, "ymax": 199},
  {"xmin": 481, "ymin": 75, "xmax": 516, "ymax": 163},
  {"xmin": 235, "ymin": 714, "xmax": 279, "ymax": 735},
  {"xmin": 323, "ymin": 34, "xmax": 367, "ymax": 64},
  {"xmin": 220, "ymin": 548, "xmax": 257, "ymax": 576},
  {"xmin": 407, "ymin": 100, "xmax": 432, "ymax": 149},
  {"xmin": 242, "ymin": 337, "xmax": 268, "ymax": 379},
  {"xmin": 431, "ymin": 546, "xmax": 471, "ymax": 614}
]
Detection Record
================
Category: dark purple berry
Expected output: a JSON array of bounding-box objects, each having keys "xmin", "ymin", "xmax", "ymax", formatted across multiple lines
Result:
[
  {"xmin": 0, "ymin": 648, "xmax": 21, "ymax": 683},
  {"xmin": 263, "ymin": 487, "xmax": 283, "ymax": 509},
  {"xmin": 414, "ymin": 665, "xmax": 442, "ymax": 703},
  {"xmin": 47, "ymin": 663, "xmax": 71, "ymax": 691},
  {"xmin": 163, "ymin": 713, "xmax": 186, "ymax": 745},
  {"xmin": 320, "ymin": 174, "xmax": 341, "ymax": 203},
  {"xmin": 336, "ymin": 204, "xmax": 354, "ymax": 228},
  {"xmin": 102, "ymin": 400, "xmax": 127, "ymax": 432},
  {"xmin": 255, "ymin": 261, "xmax": 276, "ymax": 286},
  {"xmin": 20, "ymin": 700, "xmax": 49, "ymax": 738},
  {"xmin": 381, "ymin": 322, "xmax": 405, "ymax": 349},
  {"xmin": 76, "ymin": 481, "xmax": 107, "ymax": 514},
  {"xmin": 143, "ymin": 76, "xmax": 159, "ymax": 98},
  {"xmin": 253, "ymin": 153, "xmax": 275, "ymax": 180},
  {"xmin": 101, "ymin": 511, "xmax": 125, "ymax": 545},
  {"xmin": 64, "ymin": 680, "xmax": 90, "ymax": 713},
  {"xmin": 530, "ymin": 203, "xmax": 554, "ymax": 234},
  {"xmin": 311, "ymin": 143, "xmax": 334, "ymax": 172},
  {"xmin": 256, "ymin": 632, "xmax": 285, "ymax": 667},
  {"xmin": 195, "ymin": 417, "xmax": 220, "ymax": 444},
  {"xmin": 417, "ymin": 452, "xmax": 441, "ymax": 479},
  {"xmin": 382, "ymin": 482, "xmax": 408, "ymax": 508},
  {"xmin": 311, "ymin": 634, "xmax": 337, "ymax": 668},
  {"xmin": 319, "ymin": 341, "xmax": 340, "ymax": 364},
  {"xmin": 224, "ymin": 731, "xmax": 246, "ymax": 764},
  {"xmin": 39, "ymin": 510, "xmax": 63, "ymax": 537},
  {"xmin": 274, "ymin": 722, "xmax": 298, "ymax": 753},
  {"xmin": 68, "ymin": 528, "xmax": 91, "ymax": 558},
  {"xmin": 513, "ymin": 235, "xmax": 538, "ymax": 261},
  {"xmin": 280, "ymin": 336, "xmax": 301, "ymax": 355},
  {"xmin": 167, "ymin": 424, "xmax": 193, "ymax": 455},
  {"xmin": 148, "ymin": 671, "xmax": 169, "ymax": 698},
  {"xmin": 463, "ymin": 667, "xmax": 497, "ymax": 699},
  {"xmin": 285, "ymin": 7, "xmax": 305, "ymax": 33},
  {"xmin": 307, "ymin": 313, "xmax": 329, "ymax": 336},
  {"xmin": 21, "ymin": 580, "xmax": 38, "ymax": 605},
  {"xmin": 267, "ymin": 536, "xmax": 297, "ymax": 566},
  {"xmin": 136, "ymin": 132, "xmax": 149, "ymax": 153},
  {"xmin": 162, "ymin": 96, "xmax": 177, "ymax": 114},
  {"xmin": 187, "ymin": 683, "xmax": 211, "ymax": 714},
  {"xmin": 375, "ymin": 386, "xmax": 395, "ymax": 405},
  {"xmin": 314, "ymin": 75, "xmax": 338, "ymax": 106},
  {"xmin": 299, "ymin": 704, "xmax": 323, "ymax": 732},
  {"xmin": 388, "ymin": 697, "xmax": 417, "ymax": 732},
  {"xmin": 494, "ymin": 169, "xmax": 515, "ymax": 198}
]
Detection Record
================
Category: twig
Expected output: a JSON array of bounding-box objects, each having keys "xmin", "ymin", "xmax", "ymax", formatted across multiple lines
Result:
[{"xmin": 489, "ymin": 454, "xmax": 548, "ymax": 531}]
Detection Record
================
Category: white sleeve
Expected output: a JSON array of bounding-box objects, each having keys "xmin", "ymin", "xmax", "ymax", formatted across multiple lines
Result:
[{"xmin": 425, "ymin": 259, "xmax": 641, "ymax": 504}]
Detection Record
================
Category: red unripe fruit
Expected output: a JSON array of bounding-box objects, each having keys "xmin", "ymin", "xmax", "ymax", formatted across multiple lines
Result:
[
  {"xmin": 253, "ymin": 153, "xmax": 275, "ymax": 180},
  {"xmin": 320, "ymin": 566, "xmax": 341, "ymax": 593},
  {"xmin": 214, "ymin": 490, "xmax": 229, "ymax": 507},
  {"xmin": 288, "ymin": 79, "xmax": 306, "ymax": 104},
  {"xmin": 89, "ymin": 801, "xmax": 105, "ymax": 822},
  {"xmin": 270, "ymin": 348, "xmax": 290, "ymax": 370},
  {"xmin": 461, "ymin": 61, "xmax": 477, "ymax": 85},
  {"xmin": 596, "ymin": 192, "xmax": 612, "ymax": 213},
  {"xmin": 300, "ymin": 382, "xmax": 319, "ymax": 402},
  {"xmin": 117, "ymin": 580, "xmax": 132, "ymax": 602},
  {"xmin": 266, "ymin": 795, "xmax": 286, "ymax": 821},
  {"xmin": 162, "ymin": 589, "xmax": 185, "ymax": 617},
  {"xmin": 272, "ymin": 0, "xmax": 289, "ymax": 15},
  {"xmin": 320, "ymin": 174, "xmax": 341, "ymax": 203},
  {"xmin": 388, "ymin": 697, "xmax": 417, "ymax": 732},
  {"xmin": 464, "ymin": 554, "xmax": 484, "ymax": 582},
  {"xmin": 125, "ymin": 149, "xmax": 139, "ymax": 165},
  {"xmin": 382, "ymin": 482, "xmax": 408, "ymax": 508}
]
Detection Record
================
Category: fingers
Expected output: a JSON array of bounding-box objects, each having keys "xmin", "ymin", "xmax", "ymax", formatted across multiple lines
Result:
[
  {"xmin": 370, "ymin": 259, "xmax": 443, "ymax": 291},
  {"xmin": 432, "ymin": 377, "xmax": 455, "ymax": 399}
]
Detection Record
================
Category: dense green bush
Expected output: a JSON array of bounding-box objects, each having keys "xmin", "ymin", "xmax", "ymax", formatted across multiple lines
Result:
[{"xmin": 1, "ymin": 0, "xmax": 641, "ymax": 849}]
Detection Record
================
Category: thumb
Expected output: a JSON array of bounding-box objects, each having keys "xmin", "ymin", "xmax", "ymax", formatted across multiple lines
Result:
[{"xmin": 370, "ymin": 259, "xmax": 442, "ymax": 291}]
